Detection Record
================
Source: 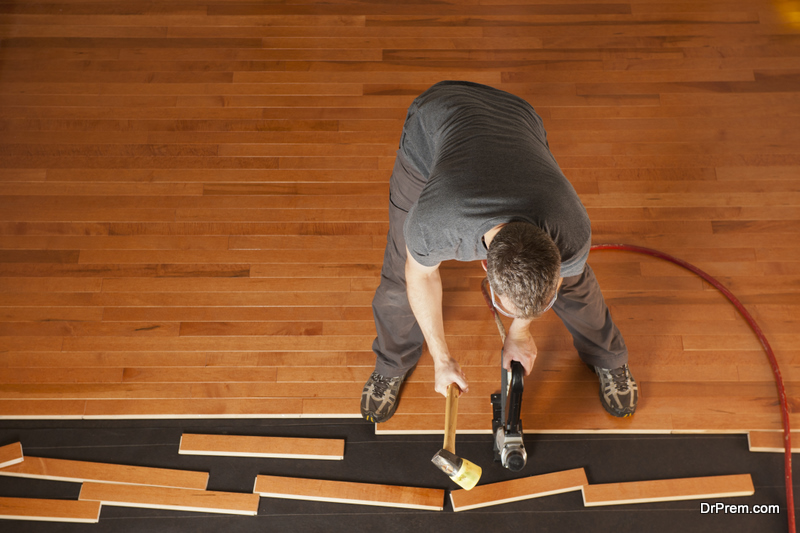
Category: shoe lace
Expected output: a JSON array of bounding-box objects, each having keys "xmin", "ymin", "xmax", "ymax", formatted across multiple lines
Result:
[
  {"xmin": 371, "ymin": 374, "xmax": 393, "ymax": 396},
  {"xmin": 608, "ymin": 366, "xmax": 630, "ymax": 393}
]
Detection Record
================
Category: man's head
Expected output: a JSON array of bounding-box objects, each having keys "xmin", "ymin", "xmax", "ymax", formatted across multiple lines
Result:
[{"xmin": 486, "ymin": 222, "xmax": 561, "ymax": 319}]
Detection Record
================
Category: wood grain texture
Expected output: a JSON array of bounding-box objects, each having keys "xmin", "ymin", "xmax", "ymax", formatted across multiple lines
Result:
[
  {"xmin": 179, "ymin": 433, "xmax": 345, "ymax": 460},
  {"xmin": 0, "ymin": 0, "xmax": 797, "ymax": 441},
  {"xmin": 254, "ymin": 474, "xmax": 445, "ymax": 510},
  {"xmin": 450, "ymin": 468, "xmax": 588, "ymax": 512},
  {"xmin": 0, "ymin": 497, "xmax": 101, "ymax": 524},
  {"xmin": 582, "ymin": 474, "xmax": 755, "ymax": 507},
  {"xmin": 747, "ymin": 430, "xmax": 800, "ymax": 453},
  {"xmin": 0, "ymin": 456, "xmax": 208, "ymax": 489},
  {"xmin": 0, "ymin": 442, "xmax": 23, "ymax": 469},
  {"xmin": 79, "ymin": 482, "xmax": 260, "ymax": 516}
]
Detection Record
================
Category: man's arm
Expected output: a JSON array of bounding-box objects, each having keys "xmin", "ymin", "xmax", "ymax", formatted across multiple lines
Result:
[
  {"xmin": 503, "ymin": 318, "xmax": 537, "ymax": 374},
  {"xmin": 500, "ymin": 277, "xmax": 563, "ymax": 375},
  {"xmin": 405, "ymin": 247, "xmax": 469, "ymax": 396}
]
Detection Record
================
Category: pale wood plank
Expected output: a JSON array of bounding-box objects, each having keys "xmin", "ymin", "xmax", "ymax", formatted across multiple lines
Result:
[
  {"xmin": 451, "ymin": 468, "xmax": 587, "ymax": 511},
  {"xmin": 79, "ymin": 482, "xmax": 259, "ymax": 516},
  {"xmin": 179, "ymin": 434, "xmax": 344, "ymax": 460},
  {"xmin": 253, "ymin": 475, "xmax": 445, "ymax": 511},
  {"xmin": 0, "ymin": 442, "xmax": 23, "ymax": 469},
  {"xmin": 0, "ymin": 456, "xmax": 208, "ymax": 489},
  {"xmin": 582, "ymin": 474, "xmax": 754, "ymax": 507},
  {"xmin": 0, "ymin": 497, "xmax": 100, "ymax": 524},
  {"xmin": 747, "ymin": 430, "xmax": 800, "ymax": 453}
]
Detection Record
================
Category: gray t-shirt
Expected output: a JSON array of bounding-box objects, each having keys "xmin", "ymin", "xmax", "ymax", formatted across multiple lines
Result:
[{"xmin": 401, "ymin": 81, "xmax": 591, "ymax": 278}]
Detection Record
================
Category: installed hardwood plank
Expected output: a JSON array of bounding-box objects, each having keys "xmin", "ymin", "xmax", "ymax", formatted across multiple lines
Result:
[
  {"xmin": 672, "ymin": 413, "xmax": 786, "ymax": 433},
  {"xmin": 102, "ymin": 305, "xmax": 367, "ymax": 323},
  {"xmin": 747, "ymin": 430, "xmax": 800, "ymax": 453},
  {"xmin": 83, "ymin": 398, "xmax": 306, "ymax": 419},
  {"xmin": 450, "ymin": 468, "xmax": 588, "ymax": 512},
  {"xmin": 179, "ymin": 434, "xmax": 345, "ymax": 460},
  {"xmin": 0, "ymin": 497, "xmax": 101, "ymax": 524},
  {"xmin": 121, "ymin": 368, "xmax": 278, "ymax": 383},
  {"xmin": 0, "ymin": 368, "xmax": 123, "ymax": 384},
  {"xmin": 79, "ymin": 482, "xmax": 259, "ymax": 516},
  {"xmin": 582, "ymin": 474, "xmax": 754, "ymax": 507},
  {"xmin": 253, "ymin": 475, "xmax": 445, "ymax": 511},
  {"xmin": 62, "ymin": 336, "xmax": 374, "ymax": 353},
  {"xmin": 189, "ymin": 381, "xmax": 363, "ymax": 400},
  {"xmin": 0, "ymin": 400, "xmax": 86, "ymax": 419},
  {"xmin": 0, "ymin": 383, "xmax": 193, "ymax": 400},
  {"xmin": 1, "ymin": 352, "xmax": 207, "ymax": 369},
  {"xmin": 0, "ymin": 456, "xmax": 208, "ymax": 489},
  {"xmin": 0, "ymin": 0, "xmax": 796, "ymax": 446},
  {"xmin": 0, "ymin": 442, "xmax": 23, "ymax": 469}
]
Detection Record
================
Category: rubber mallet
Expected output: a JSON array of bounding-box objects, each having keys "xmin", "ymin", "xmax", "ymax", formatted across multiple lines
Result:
[{"xmin": 431, "ymin": 384, "xmax": 482, "ymax": 490}]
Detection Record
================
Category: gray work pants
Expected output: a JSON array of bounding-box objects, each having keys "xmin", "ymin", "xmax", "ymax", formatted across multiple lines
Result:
[{"xmin": 371, "ymin": 150, "xmax": 628, "ymax": 378}]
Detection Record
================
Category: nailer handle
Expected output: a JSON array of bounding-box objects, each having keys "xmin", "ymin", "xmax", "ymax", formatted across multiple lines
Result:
[{"xmin": 443, "ymin": 383, "xmax": 459, "ymax": 454}]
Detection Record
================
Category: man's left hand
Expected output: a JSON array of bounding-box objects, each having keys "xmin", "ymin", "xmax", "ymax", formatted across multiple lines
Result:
[{"xmin": 502, "ymin": 325, "xmax": 537, "ymax": 375}]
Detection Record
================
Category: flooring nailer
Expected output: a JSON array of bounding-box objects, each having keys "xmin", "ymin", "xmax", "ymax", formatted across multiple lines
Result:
[{"xmin": 480, "ymin": 278, "xmax": 527, "ymax": 472}]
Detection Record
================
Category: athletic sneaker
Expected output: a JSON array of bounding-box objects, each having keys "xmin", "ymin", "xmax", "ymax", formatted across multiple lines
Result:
[
  {"xmin": 361, "ymin": 371, "xmax": 405, "ymax": 423},
  {"xmin": 593, "ymin": 364, "xmax": 638, "ymax": 417}
]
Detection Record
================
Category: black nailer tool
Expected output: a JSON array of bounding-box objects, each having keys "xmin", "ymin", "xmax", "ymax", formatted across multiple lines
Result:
[
  {"xmin": 480, "ymin": 278, "xmax": 527, "ymax": 472},
  {"xmin": 491, "ymin": 358, "xmax": 526, "ymax": 471}
]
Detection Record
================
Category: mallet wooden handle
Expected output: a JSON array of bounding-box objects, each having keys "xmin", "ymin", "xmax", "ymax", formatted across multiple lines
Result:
[{"xmin": 442, "ymin": 383, "xmax": 459, "ymax": 454}]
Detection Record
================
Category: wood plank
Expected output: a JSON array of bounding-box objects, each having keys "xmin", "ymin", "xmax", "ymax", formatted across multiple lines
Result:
[
  {"xmin": 0, "ymin": 442, "xmax": 23, "ymax": 469},
  {"xmin": 0, "ymin": 497, "xmax": 101, "ymax": 524},
  {"xmin": 83, "ymin": 398, "xmax": 307, "ymax": 419},
  {"xmin": 582, "ymin": 474, "xmax": 755, "ymax": 507},
  {"xmin": 0, "ymin": 456, "xmax": 208, "ymax": 489},
  {"xmin": 379, "ymin": 415, "xmax": 677, "ymax": 435},
  {"xmin": 0, "ymin": 383, "xmax": 194, "ymax": 400},
  {"xmin": 450, "ymin": 468, "xmax": 588, "ymax": 512},
  {"xmin": 747, "ymin": 431, "xmax": 800, "ymax": 453},
  {"xmin": 179, "ymin": 434, "xmax": 345, "ymax": 460},
  {"xmin": 253, "ymin": 475, "xmax": 445, "ymax": 510},
  {"xmin": 0, "ymin": 400, "xmax": 87, "ymax": 419},
  {"xmin": 0, "ymin": 0, "xmax": 796, "ymax": 445},
  {"xmin": 79, "ymin": 482, "xmax": 259, "ymax": 516}
]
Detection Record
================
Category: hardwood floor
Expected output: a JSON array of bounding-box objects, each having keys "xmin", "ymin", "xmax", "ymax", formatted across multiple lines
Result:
[{"xmin": 0, "ymin": 0, "xmax": 798, "ymax": 436}]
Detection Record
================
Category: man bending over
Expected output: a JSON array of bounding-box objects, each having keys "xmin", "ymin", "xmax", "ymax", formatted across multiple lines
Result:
[{"xmin": 361, "ymin": 81, "xmax": 638, "ymax": 423}]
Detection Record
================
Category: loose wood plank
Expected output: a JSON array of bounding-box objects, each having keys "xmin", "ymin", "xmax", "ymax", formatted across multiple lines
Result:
[
  {"xmin": 0, "ymin": 456, "xmax": 208, "ymax": 489},
  {"xmin": 179, "ymin": 434, "xmax": 345, "ymax": 460},
  {"xmin": 451, "ymin": 468, "xmax": 588, "ymax": 512},
  {"xmin": 254, "ymin": 475, "xmax": 445, "ymax": 510},
  {"xmin": 747, "ymin": 431, "xmax": 800, "ymax": 453},
  {"xmin": 582, "ymin": 474, "xmax": 755, "ymax": 507},
  {"xmin": 0, "ymin": 497, "xmax": 101, "ymax": 524},
  {"xmin": 0, "ymin": 442, "xmax": 23, "ymax": 469},
  {"xmin": 79, "ymin": 482, "xmax": 259, "ymax": 516}
]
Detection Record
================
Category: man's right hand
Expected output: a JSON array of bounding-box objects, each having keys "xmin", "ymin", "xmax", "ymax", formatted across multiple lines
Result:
[
  {"xmin": 433, "ymin": 356, "xmax": 469, "ymax": 396},
  {"xmin": 405, "ymin": 247, "xmax": 469, "ymax": 397}
]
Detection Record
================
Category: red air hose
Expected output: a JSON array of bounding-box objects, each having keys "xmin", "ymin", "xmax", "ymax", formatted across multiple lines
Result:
[{"xmin": 591, "ymin": 244, "xmax": 794, "ymax": 533}]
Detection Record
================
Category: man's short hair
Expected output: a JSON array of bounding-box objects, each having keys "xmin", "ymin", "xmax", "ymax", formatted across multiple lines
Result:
[{"xmin": 486, "ymin": 221, "xmax": 561, "ymax": 319}]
